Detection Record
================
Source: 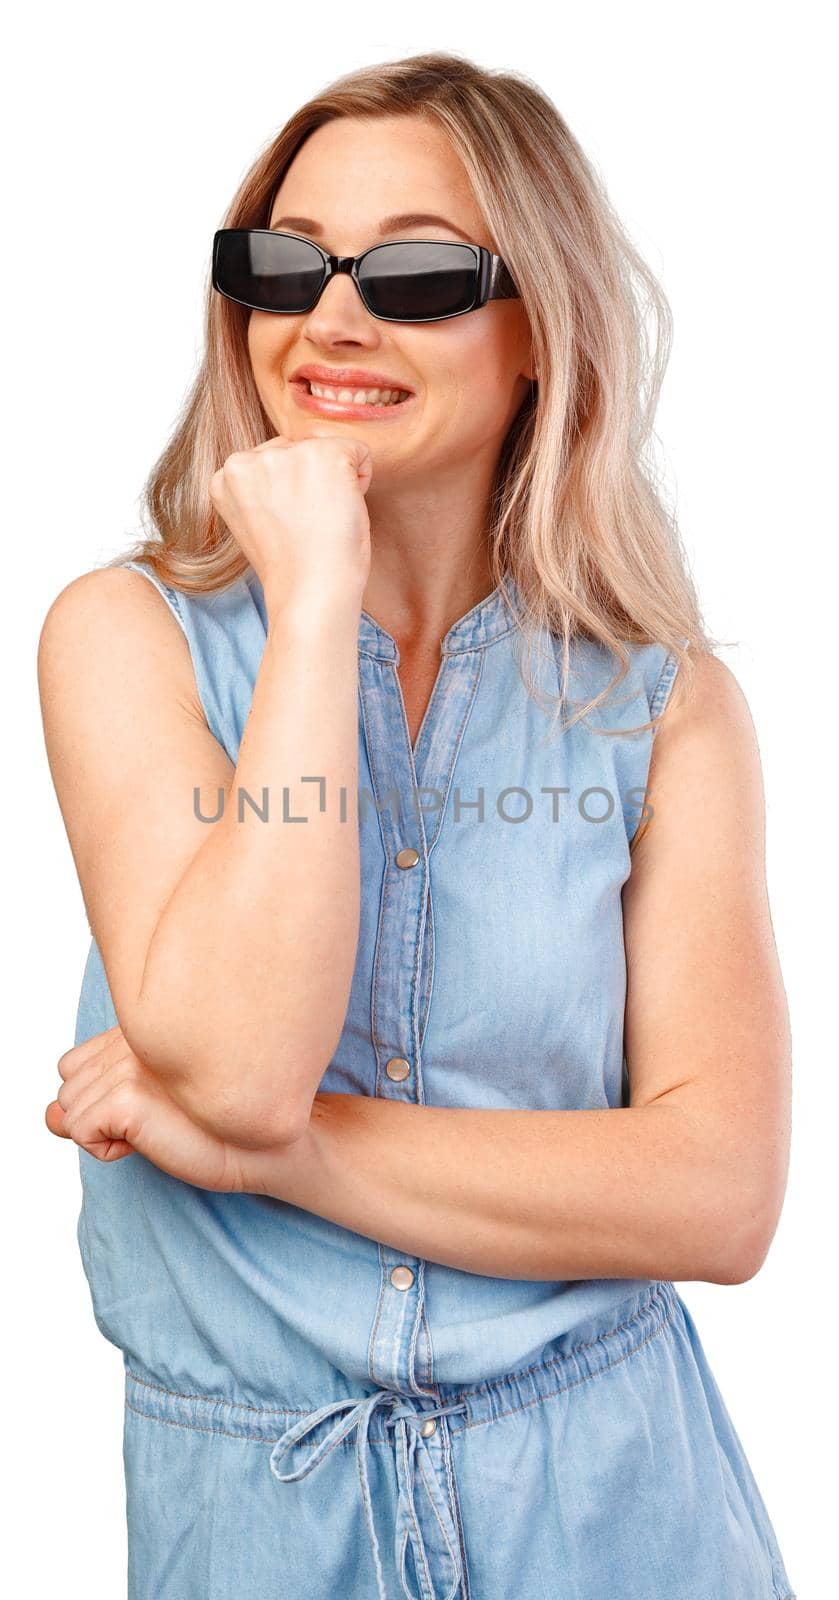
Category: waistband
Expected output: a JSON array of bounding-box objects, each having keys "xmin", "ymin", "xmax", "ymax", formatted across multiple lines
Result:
[{"xmin": 125, "ymin": 1279, "xmax": 679, "ymax": 1600}]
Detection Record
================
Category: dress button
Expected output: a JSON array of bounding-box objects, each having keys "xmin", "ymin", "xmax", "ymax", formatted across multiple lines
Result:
[
  {"xmin": 419, "ymin": 1418, "xmax": 437, "ymax": 1438},
  {"xmin": 395, "ymin": 847, "xmax": 420, "ymax": 869},
  {"xmin": 390, "ymin": 1265, "xmax": 415, "ymax": 1291},
  {"xmin": 385, "ymin": 1057, "xmax": 411, "ymax": 1081}
]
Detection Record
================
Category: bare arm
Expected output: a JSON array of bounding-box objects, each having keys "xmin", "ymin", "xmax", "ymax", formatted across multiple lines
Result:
[
  {"xmin": 39, "ymin": 567, "xmax": 362, "ymax": 1147},
  {"xmin": 248, "ymin": 652, "xmax": 792, "ymax": 1284}
]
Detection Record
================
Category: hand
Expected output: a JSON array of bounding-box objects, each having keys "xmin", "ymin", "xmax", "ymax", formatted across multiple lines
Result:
[
  {"xmin": 209, "ymin": 431, "xmax": 373, "ymax": 613},
  {"xmin": 44, "ymin": 1025, "xmax": 292, "ymax": 1194}
]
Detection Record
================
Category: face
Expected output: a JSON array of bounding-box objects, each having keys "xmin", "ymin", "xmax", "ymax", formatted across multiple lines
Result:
[{"xmin": 247, "ymin": 115, "xmax": 534, "ymax": 485}]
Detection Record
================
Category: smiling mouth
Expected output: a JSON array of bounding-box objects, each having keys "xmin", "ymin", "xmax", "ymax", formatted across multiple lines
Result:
[
  {"xmin": 301, "ymin": 378, "xmax": 412, "ymax": 405},
  {"xmin": 291, "ymin": 378, "xmax": 415, "ymax": 416}
]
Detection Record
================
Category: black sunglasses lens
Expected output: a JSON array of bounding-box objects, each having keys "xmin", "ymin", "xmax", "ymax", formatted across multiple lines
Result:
[
  {"xmin": 214, "ymin": 231, "xmax": 325, "ymax": 312},
  {"xmin": 359, "ymin": 242, "xmax": 478, "ymax": 319}
]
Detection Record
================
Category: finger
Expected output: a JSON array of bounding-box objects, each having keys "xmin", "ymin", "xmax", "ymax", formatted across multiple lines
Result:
[
  {"xmin": 56, "ymin": 1053, "xmax": 108, "ymax": 1116},
  {"xmin": 57, "ymin": 1025, "xmax": 123, "ymax": 1080},
  {"xmin": 61, "ymin": 1065, "xmax": 135, "ymax": 1141},
  {"xmin": 57, "ymin": 1033, "xmax": 128, "ymax": 1111},
  {"xmin": 62, "ymin": 1072, "xmax": 231, "ymax": 1188},
  {"xmin": 59, "ymin": 1078, "xmax": 140, "ymax": 1162}
]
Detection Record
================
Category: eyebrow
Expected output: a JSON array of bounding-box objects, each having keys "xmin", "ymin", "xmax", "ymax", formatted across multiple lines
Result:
[{"xmin": 268, "ymin": 212, "xmax": 475, "ymax": 244}]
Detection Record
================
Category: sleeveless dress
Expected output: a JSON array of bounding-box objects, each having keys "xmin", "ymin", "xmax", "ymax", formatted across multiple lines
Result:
[{"xmin": 72, "ymin": 557, "xmax": 796, "ymax": 1600}]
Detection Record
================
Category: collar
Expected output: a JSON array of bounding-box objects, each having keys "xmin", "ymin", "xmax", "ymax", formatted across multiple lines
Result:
[{"xmin": 358, "ymin": 575, "xmax": 526, "ymax": 662}]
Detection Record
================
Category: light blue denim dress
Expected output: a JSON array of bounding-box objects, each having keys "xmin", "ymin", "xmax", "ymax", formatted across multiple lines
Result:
[{"xmin": 72, "ymin": 558, "xmax": 795, "ymax": 1600}]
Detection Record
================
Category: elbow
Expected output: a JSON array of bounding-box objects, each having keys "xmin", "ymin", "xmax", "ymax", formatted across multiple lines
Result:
[
  {"xmin": 119, "ymin": 1007, "xmax": 315, "ymax": 1151},
  {"xmin": 166, "ymin": 1063, "xmax": 312, "ymax": 1150},
  {"xmin": 699, "ymin": 1116, "xmax": 790, "ymax": 1286},
  {"xmin": 191, "ymin": 1080, "xmax": 312, "ymax": 1151},
  {"xmin": 711, "ymin": 1236, "xmax": 769, "ymax": 1287},
  {"xmin": 707, "ymin": 1193, "xmax": 784, "ymax": 1286}
]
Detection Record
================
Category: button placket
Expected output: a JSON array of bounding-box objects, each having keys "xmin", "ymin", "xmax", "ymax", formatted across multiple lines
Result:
[
  {"xmin": 358, "ymin": 643, "xmax": 433, "ymax": 1394},
  {"xmin": 353, "ymin": 601, "xmax": 516, "ymax": 1600}
]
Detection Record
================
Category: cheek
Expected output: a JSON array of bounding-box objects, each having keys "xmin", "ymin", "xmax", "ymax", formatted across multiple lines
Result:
[
  {"xmin": 245, "ymin": 311, "xmax": 261, "ymax": 364},
  {"xmin": 431, "ymin": 324, "xmax": 519, "ymax": 421},
  {"xmin": 447, "ymin": 360, "xmax": 514, "ymax": 432},
  {"xmin": 246, "ymin": 312, "xmax": 287, "ymax": 377}
]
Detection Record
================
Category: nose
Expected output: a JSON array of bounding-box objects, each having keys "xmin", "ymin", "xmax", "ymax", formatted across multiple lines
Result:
[{"xmin": 304, "ymin": 261, "xmax": 372, "ymax": 326}]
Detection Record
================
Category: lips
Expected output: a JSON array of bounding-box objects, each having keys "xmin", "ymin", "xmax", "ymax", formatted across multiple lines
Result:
[{"xmin": 290, "ymin": 364, "xmax": 414, "ymax": 393}]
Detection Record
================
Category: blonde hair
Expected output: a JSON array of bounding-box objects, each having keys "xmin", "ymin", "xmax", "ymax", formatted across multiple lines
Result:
[{"xmin": 112, "ymin": 50, "xmax": 723, "ymax": 733}]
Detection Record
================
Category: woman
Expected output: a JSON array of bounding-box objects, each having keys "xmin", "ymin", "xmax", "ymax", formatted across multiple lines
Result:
[{"xmin": 38, "ymin": 51, "xmax": 795, "ymax": 1600}]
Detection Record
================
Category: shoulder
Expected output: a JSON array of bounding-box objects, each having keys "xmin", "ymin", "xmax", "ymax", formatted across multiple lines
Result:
[
  {"xmin": 629, "ymin": 649, "xmax": 764, "ymax": 858},
  {"xmin": 41, "ymin": 556, "xmax": 188, "ymax": 617},
  {"xmin": 39, "ymin": 563, "xmax": 184, "ymax": 641},
  {"xmin": 665, "ymin": 646, "xmax": 749, "ymax": 718},
  {"xmin": 38, "ymin": 566, "xmax": 202, "ymax": 725},
  {"xmin": 657, "ymin": 648, "xmax": 759, "ymax": 760},
  {"xmin": 39, "ymin": 564, "xmax": 192, "ymax": 668}
]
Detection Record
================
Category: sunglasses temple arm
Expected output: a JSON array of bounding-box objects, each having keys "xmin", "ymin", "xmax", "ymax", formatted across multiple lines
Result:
[{"xmin": 486, "ymin": 252, "xmax": 520, "ymax": 301}]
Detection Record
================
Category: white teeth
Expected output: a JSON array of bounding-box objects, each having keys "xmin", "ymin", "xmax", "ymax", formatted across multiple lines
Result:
[{"xmin": 307, "ymin": 381, "xmax": 410, "ymax": 406}]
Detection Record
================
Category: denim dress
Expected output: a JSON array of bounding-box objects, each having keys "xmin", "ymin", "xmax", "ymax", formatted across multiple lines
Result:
[{"xmin": 72, "ymin": 557, "xmax": 795, "ymax": 1600}]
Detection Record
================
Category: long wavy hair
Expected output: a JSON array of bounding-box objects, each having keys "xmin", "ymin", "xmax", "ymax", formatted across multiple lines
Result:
[{"xmin": 111, "ymin": 50, "xmax": 722, "ymax": 733}]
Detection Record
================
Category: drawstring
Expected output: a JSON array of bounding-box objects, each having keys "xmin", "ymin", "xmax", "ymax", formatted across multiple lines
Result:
[{"xmin": 269, "ymin": 1390, "xmax": 468, "ymax": 1600}]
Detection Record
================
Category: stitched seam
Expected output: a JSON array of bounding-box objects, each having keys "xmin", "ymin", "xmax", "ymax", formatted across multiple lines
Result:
[
  {"xmin": 125, "ymin": 1367, "xmax": 310, "ymax": 1418},
  {"xmin": 165, "ymin": 585, "xmax": 185, "ymax": 621},
  {"xmin": 125, "ymin": 1307, "xmax": 668, "ymax": 1445},
  {"xmin": 398, "ymin": 1424, "xmax": 433, "ymax": 1596},
  {"xmin": 649, "ymin": 649, "xmax": 679, "ymax": 721},
  {"xmin": 442, "ymin": 619, "xmax": 520, "ymax": 656},
  {"xmin": 124, "ymin": 1289, "xmax": 675, "ymax": 1441},
  {"xmin": 423, "ymin": 649, "xmax": 485, "ymax": 857},
  {"xmin": 415, "ymin": 1450, "xmax": 460, "ymax": 1566},
  {"xmin": 358, "ymin": 613, "xmax": 520, "ymax": 664},
  {"xmin": 442, "ymin": 1436, "xmax": 472, "ymax": 1599},
  {"xmin": 439, "ymin": 1282, "xmax": 670, "ymax": 1405},
  {"xmin": 454, "ymin": 1301, "xmax": 676, "ymax": 1432},
  {"xmin": 125, "ymin": 1398, "xmax": 279, "ymax": 1440},
  {"xmin": 124, "ymin": 1282, "xmax": 669, "ymax": 1415},
  {"xmin": 360, "ymin": 650, "xmax": 399, "ymax": 1388}
]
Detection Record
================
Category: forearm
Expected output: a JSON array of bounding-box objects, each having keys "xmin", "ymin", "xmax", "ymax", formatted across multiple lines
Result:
[
  {"xmin": 123, "ymin": 591, "xmax": 362, "ymax": 1145},
  {"xmin": 257, "ymin": 1092, "xmax": 763, "ymax": 1284}
]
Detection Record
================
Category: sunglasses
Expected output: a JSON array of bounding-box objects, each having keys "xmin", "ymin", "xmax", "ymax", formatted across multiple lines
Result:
[{"xmin": 212, "ymin": 228, "xmax": 520, "ymax": 324}]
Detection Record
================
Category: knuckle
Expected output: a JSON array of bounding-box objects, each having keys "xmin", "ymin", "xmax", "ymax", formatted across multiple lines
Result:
[
  {"xmin": 56, "ymin": 1048, "xmax": 75, "ymax": 1078},
  {"xmin": 110, "ymin": 1079, "xmax": 138, "ymax": 1117}
]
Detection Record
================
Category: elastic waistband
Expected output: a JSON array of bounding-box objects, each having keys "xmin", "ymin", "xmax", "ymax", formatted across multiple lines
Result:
[{"xmin": 125, "ymin": 1278, "xmax": 679, "ymax": 1446}]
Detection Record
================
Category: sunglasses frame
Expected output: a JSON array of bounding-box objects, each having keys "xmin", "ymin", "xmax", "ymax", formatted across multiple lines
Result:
[{"xmin": 212, "ymin": 228, "xmax": 520, "ymax": 323}]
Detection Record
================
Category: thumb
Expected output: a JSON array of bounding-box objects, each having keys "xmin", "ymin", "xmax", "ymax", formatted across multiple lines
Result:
[{"xmin": 45, "ymin": 1099, "xmax": 72, "ymax": 1139}]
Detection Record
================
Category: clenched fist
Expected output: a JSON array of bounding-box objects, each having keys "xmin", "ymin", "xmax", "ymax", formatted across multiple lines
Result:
[
  {"xmin": 45, "ymin": 1025, "xmax": 302, "ymax": 1194},
  {"xmin": 209, "ymin": 431, "xmax": 373, "ymax": 615}
]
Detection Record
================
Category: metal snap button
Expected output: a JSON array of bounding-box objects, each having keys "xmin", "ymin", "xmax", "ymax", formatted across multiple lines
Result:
[
  {"xmin": 395, "ymin": 847, "xmax": 420, "ymax": 869},
  {"xmin": 385, "ymin": 1057, "xmax": 411, "ymax": 1081},
  {"xmin": 390, "ymin": 1265, "xmax": 415, "ymax": 1290}
]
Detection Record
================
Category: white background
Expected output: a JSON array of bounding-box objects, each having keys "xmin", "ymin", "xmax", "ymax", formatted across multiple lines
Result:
[{"xmin": 6, "ymin": 2, "xmax": 834, "ymax": 1594}]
